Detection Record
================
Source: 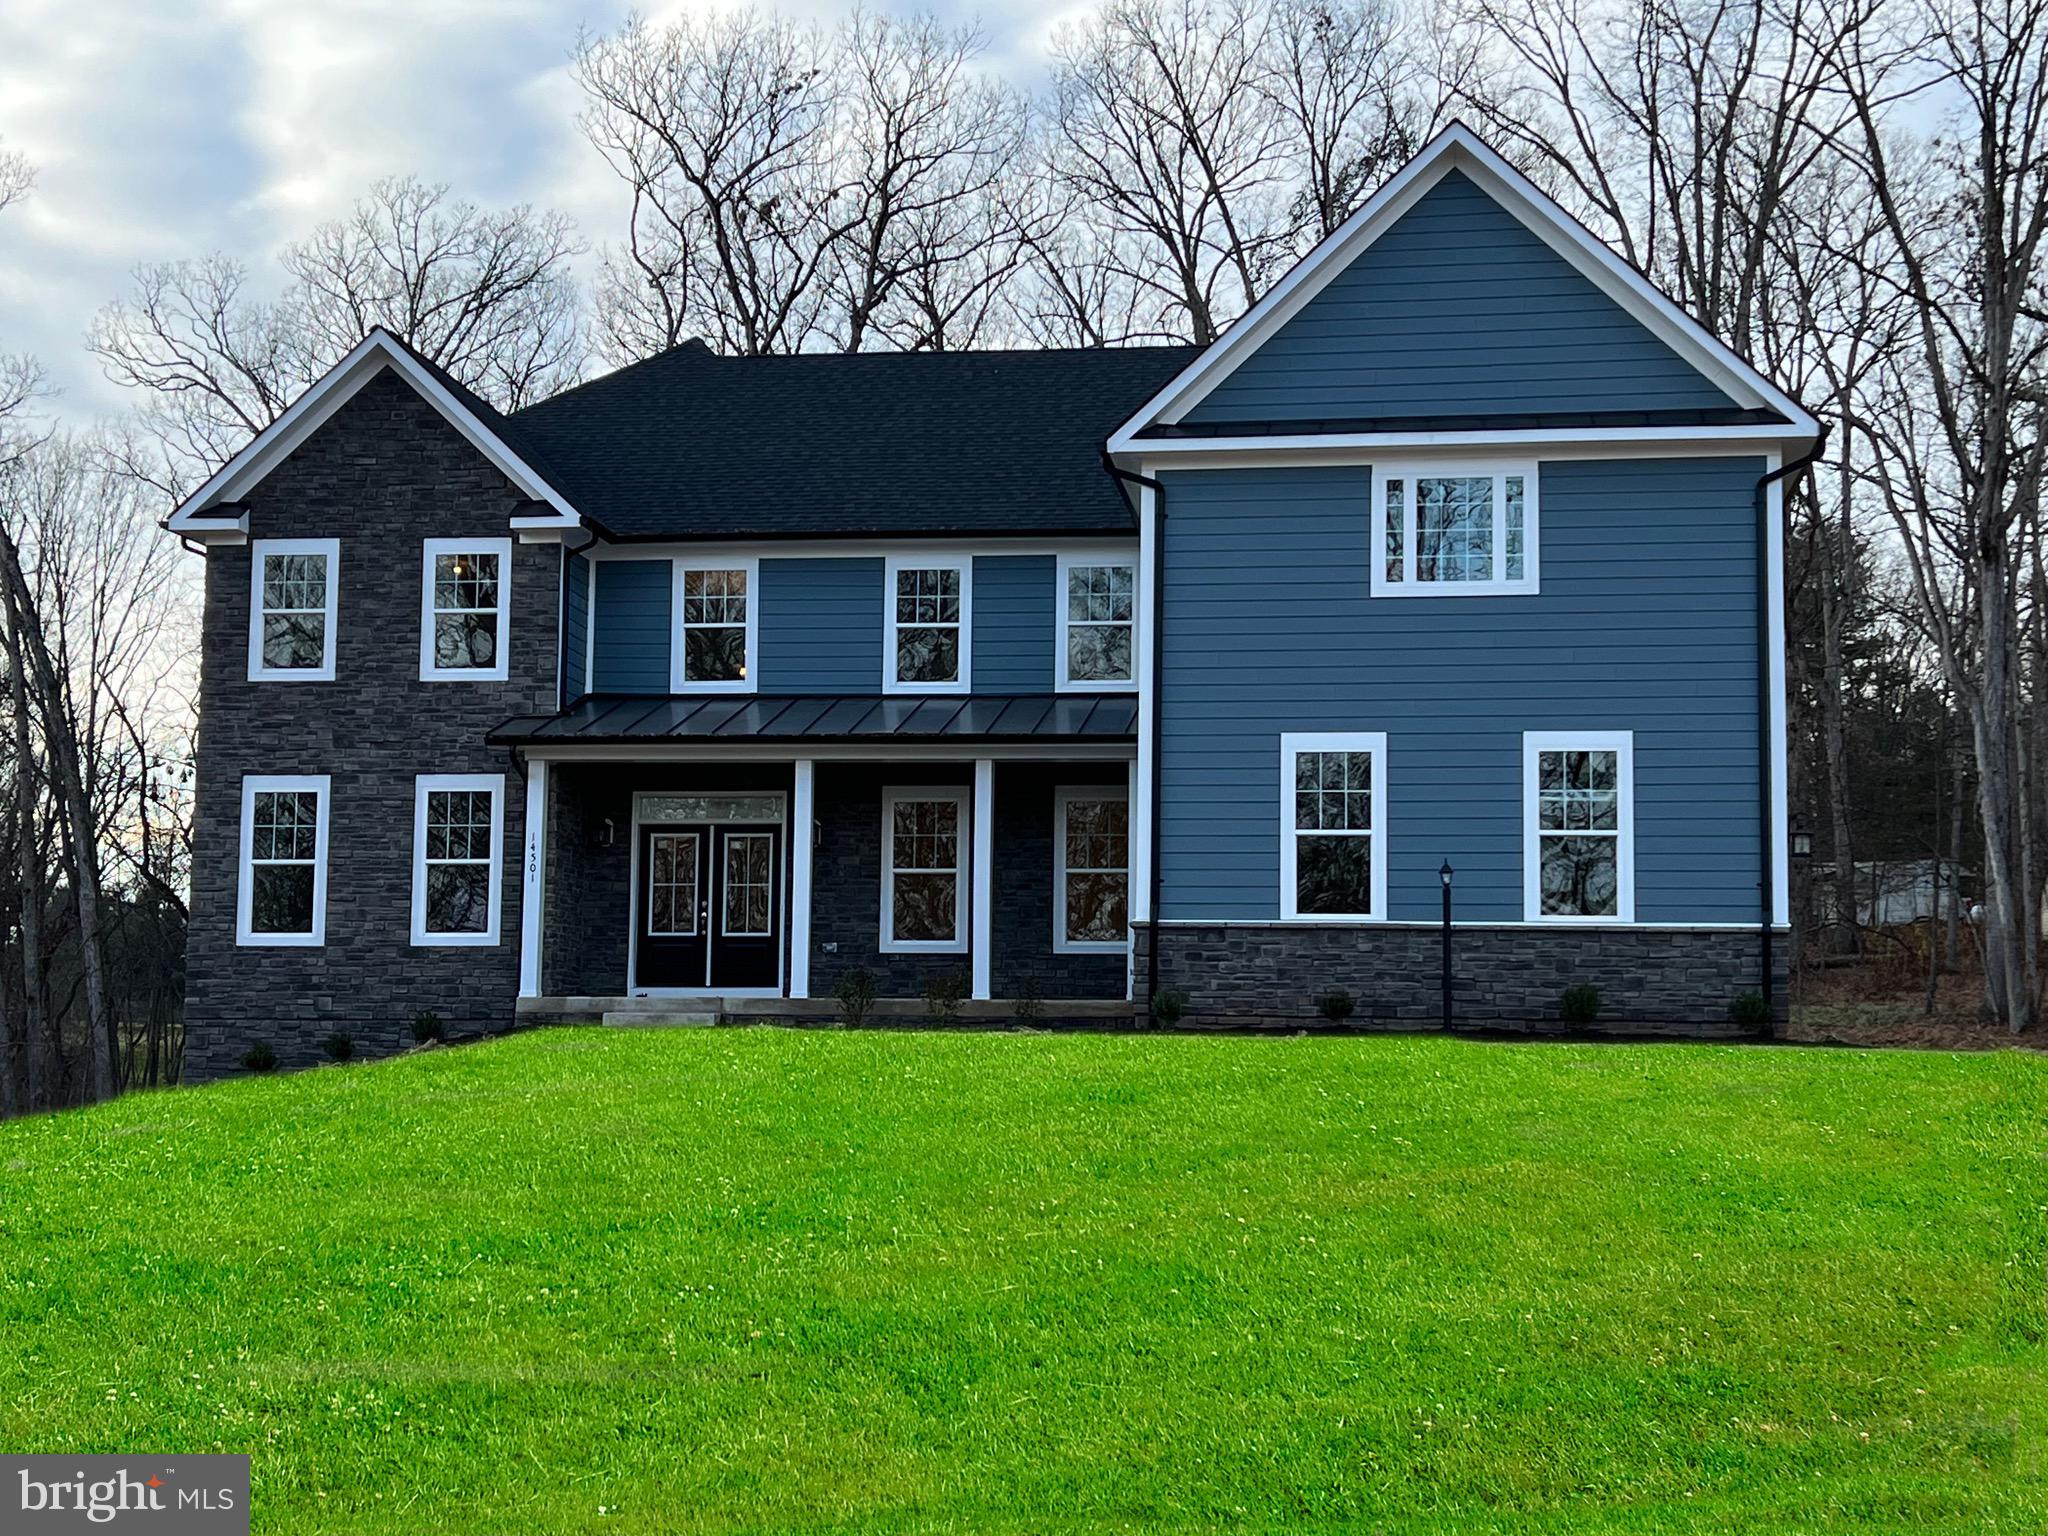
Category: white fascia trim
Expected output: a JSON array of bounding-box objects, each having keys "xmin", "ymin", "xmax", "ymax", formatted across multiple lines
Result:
[
  {"xmin": 1278, "ymin": 731, "xmax": 1389, "ymax": 923},
  {"xmin": 881, "ymin": 553, "xmax": 973, "ymax": 696},
  {"xmin": 879, "ymin": 784, "xmax": 971, "ymax": 954},
  {"xmin": 1125, "ymin": 426, "xmax": 1808, "ymax": 463},
  {"xmin": 411, "ymin": 772, "xmax": 507, "ymax": 947},
  {"xmin": 168, "ymin": 329, "xmax": 581, "ymax": 531},
  {"xmin": 1107, "ymin": 123, "xmax": 1819, "ymax": 451},
  {"xmin": 236, "ymin": 774, "xmax": 330, "ymax": 947},
  {"xmin": 584, "ymin": 536, "xmax": 1138, "ymax": 563},
  {"xmin": 1054, "ymin": 784, "xmax": 1132, "ymax": 954},
  {"xmin": 1370, "ymin": 458, "xmax": 1538, "ymax": 599},
  {"xmin": 1522, "ymin": 730, "xmax": 1636, "ymax": 923},
  {"xmin": 419, "ymin": 537, "xmax": 513, "ymax": 683},
  {"xmin": 1053, "ymin": 551, "xmax": 1140, "ymax": 693},
  {"xmin": 247, "ymin": 537, "xmax": 340, "ymax": 682},
  {"xmin": 522, "ymin": 742, "xmax": 1136, "ymax": 764},
  {"xmin": 669, "ymin": 554, "xmax": 760, "ymax": 695}
]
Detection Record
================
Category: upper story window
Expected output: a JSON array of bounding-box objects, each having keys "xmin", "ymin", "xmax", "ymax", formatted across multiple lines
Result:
[
  {"xmin": 674, "ymin": 559, "xmax": 757, "ymax": 692},
  {"xmin": 248, "ymin": 538, "xmax": 339, "ymax": 681},
  {"xmin": 420, "ymin": 537, "xmax": 511, "ymax": 682},
  {"xmin": 1372, "ymin": 462, "xmax": 1537, "ymax": 597},
  {"xmin": 411, "ymin": 773, "xmax": 504, "ymax": 946},
  {"xmin": 1524, "ymin": 731, "xmax": 1634, "ymax": 922},
  {"xmin": 885, "ymin": 555, "xmax": 971, "ymax": 694},
  {"xmin": 237, "ymin": 774, "xmax": 329, "ymax": 946},
  {"xmin": 1280, "ymin": 732, "xmax": 1386, "ymax": 921},
  {"xmin": 1057, "ymin": 555, "xmax": 1137, "ymax": 691}
]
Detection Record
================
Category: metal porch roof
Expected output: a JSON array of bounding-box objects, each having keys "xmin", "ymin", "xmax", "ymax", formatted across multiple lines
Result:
[{"xmin": 487, "ymin": 694, "xmax": 1138, "ymax": 747}]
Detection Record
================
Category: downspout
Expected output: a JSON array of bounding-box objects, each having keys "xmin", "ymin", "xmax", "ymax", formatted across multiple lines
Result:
[
  {"xmin": 1101, "ymin": 452, "xmax": 1167, "ymax": 1015},
  {"xmin": 1754, "ymin": 428, "xmax": 1828, "ymax": 1031}
]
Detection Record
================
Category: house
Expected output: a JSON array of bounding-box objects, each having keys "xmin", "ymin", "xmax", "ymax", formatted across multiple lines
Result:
[{"xmin": 166, "ymin": 125, "xmax": 1819, "ymax": 1074}]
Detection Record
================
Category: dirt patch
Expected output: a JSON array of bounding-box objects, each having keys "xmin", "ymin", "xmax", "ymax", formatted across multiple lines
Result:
[{"xmin": 1785, "ymin": 1002, "xmax": 2045, "ymax": 1052}]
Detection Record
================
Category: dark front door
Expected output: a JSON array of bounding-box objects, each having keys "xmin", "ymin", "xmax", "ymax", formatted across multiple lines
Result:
[
  {"xmin": 709, "ymin": 825, "xmax": 781, "ymax": 988},
  {"xmin": 636, "ymin": 824, "xmax": 709, "ymax": 988},
  {"xmin": 635, "ymin": 821, "xmax": 783, "ymax": 991}
]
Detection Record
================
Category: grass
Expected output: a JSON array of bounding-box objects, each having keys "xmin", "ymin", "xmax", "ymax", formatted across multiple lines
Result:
[{"xmin": 1, "ymin": 1029, "xmax": 2043, "ymax": 1534}]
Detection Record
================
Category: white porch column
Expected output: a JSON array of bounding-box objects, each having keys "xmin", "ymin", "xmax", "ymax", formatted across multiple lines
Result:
[
  {"xmin": 518, "ymin": 758, "xmax": 548, "ymax": 998},
  {"xmin": 789, "ymin": 759, "xmax": 815, "ymax": 998},
  {"xmin": 972, "ymin": 758, "xmax": 994, "ymax": 1000},
  {"xmin": 1130, "ymin": 479, "xmax": 1158, "ymax": 1002}
]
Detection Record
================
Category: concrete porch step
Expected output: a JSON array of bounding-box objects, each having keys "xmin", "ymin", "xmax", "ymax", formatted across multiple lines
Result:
[{"xmin": 520, "ymin": 995, "xmax": 1138, "ymax": 1027}]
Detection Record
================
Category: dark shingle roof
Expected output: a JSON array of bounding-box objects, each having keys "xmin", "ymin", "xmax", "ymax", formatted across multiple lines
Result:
[{"xmin": 506, "ymin": 343, "xmax": 1200, "ymax": 540}]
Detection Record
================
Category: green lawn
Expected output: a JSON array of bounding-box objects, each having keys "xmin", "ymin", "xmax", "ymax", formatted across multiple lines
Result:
[{"xmin": 1, "ymin": 1030, "xmax": 2043, "ymax": 1534}]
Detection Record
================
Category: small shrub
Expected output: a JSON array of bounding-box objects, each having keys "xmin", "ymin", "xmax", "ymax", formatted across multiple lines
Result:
[
  {"xmin": 1316, "ymin": 988, "xmax": 1356, "ymax": 1023},
  {"xmin": 1012, "ymin": 975, "xmax": 1043, "ymax": 1022},
  {"xmin": 322, "ymin": 1031, "xmax": 355, "ymax": 1063},
  {"xmin": 241, "ymin": 1041, "xmax": 278, "ymax": 1074},
  {"xmin": 1559, "ymin": 984, "xmax": 1603, "ymax": 1024},
  {"xmin": 410, "ymin": 1010, "xmax": 444, "ymax": 1044},
  {"xmin": 833, "ymin": 966, "xmax": 878, "ymax": 1028},
  {"xmin": 1151, "ymin": 986, "xmax": 1190, "ymax": 1026},
  {"xmin": 1728, "ymin": 991, "xmax": 1773, "ymax": 1028},
  {"xmin": 924, "ymin": 968, "xmax": 969, "ymax": 1024}
]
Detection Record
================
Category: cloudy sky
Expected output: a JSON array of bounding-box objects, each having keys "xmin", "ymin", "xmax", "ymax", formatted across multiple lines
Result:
[{"xmin": 0, "ymin": 0, "xmax": 1065, "ymax": 425}]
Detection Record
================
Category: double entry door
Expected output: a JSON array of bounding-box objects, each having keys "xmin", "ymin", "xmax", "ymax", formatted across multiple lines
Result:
[{"xmin": 633, "ymin": 794, "xmax": 783, "ymax": 991}]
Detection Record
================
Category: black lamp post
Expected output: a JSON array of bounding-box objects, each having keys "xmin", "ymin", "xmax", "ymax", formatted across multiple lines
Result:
[
  {"xmin": 1790, "ymin": 813, "xmax": 1813, "ymax": 861},
  {"xmin": 1439, "ymin": 861, "xmax": 1454, "ymax": 1030}
]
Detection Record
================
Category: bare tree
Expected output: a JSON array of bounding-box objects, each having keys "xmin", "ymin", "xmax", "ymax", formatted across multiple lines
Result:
[
  {"xmin": 576, "ymin": 11, "xmax": 844, "ymax": 359},
  {"xmin": 1264, "ymin": 0, "xmax": 1425, "ymax": 237},
  {"xmin": 1834, "ymin": 0, "xmax": 2048, "ymax": 1030},
  {"xmin": 1042, "ymin": 0, "xmax": 1303, "ymax": 343},
  {"xmin": 91, "ymin": 185, "xmax": 586, "ymax": 493}
]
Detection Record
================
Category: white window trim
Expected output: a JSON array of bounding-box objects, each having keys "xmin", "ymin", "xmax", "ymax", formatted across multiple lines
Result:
[
  {"xmin": 1522, "ymin": 730, "xmax": 1635, "ymax": 923},
  {"xmin": 247, "ymin": 538, "xmax": 340, "ymax": 682},
  {"xmin": 670, "ymin": 555, "xmax": 759, "ymax": 694},
  {"xmin": 882, "ymin": 554, "xmax": 972, "ymax": 695},
  {"xmin": 1054, "ymin": 553, "xmax": 1140, "ymax": 694},
  {"xmin": 419, "ymin": 537, "xmax": 512, "ymax": 682},
  {"xmin": 1370, "ymin": 459, "xmax": 1539, "ymax": 598},
  {"xmin": 236, "ymin": 774, "xmax": 330, "ymax": 947},
  {"xmin": 879, "ymin": 785, "xmax": 970, "ymax": 953},
  {"xmin": 1053, "ymin": 785, "xmax": 1131, "ymax": 953},
  {"xmin": 1279, "ymin": 731, "xmax": 1389, "ymax": 923},
  {"xmin": 410, "ymin": 772, "xmax": 506, "ymax": 947}
]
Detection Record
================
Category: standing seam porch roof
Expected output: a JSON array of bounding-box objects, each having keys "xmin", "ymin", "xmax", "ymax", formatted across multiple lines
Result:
[{"xmin": 487, "ymin": 693, "xmax": 1139, "ymax": 747}]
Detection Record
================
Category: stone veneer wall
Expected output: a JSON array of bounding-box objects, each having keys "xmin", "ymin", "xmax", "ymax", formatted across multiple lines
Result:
[
  {"xmin": 1134, "ymin": 922, "xmax": 1790, "ymax": 1033},
  {"xmin": 183, "ymin": 371, "xmax": 560, "ymax": 1079}
]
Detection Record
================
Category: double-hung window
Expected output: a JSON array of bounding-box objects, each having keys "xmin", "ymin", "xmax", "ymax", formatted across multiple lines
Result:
[
  {"xmin": 1524, "ymin": 731, "xmax": 1634, "ymax": 921},
  {"xmin": 1372, "ymin": 462, "xmax": 1537, "ymax": 597},
  {"xmin": 420, "ymin": 538, "xmax": 511, "ymax": 681},
  {"xmin": 411, "ymin": 773, "xmax": 505, "ymax": 945},
  {"xmin": 674, "ymin": 559, "xmax": 756, "ymax": 691},
  {"xmin": 1057, "ymin": 555, "xmax": 1137, "ymax": 690},
  {"xmin": 881, "ymin": 786, "xmax": 968, "ymax": 951},
  {"xmin": 885, "ymin": 555, "xmax": 971, "ymax": 692},
  {"xmin": 237, "ymin": 775, "xmax": 330, "ymax": 945},
  {"xmin": 1055, "ymin": 788, "xmax": 1129, "ymax": 951},
  {"xmin": 1280, "ymin": 733, "xmax": 1387, "ymax": 920},
  {"xmin": 248, "ymin": 538, "xmax": 339, "ymax": 680}
]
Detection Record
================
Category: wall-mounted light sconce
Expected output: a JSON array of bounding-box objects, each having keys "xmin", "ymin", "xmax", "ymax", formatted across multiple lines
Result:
[{"xmin": 1790, "ymin": 814, "xmax": 1812, "ymax": 861}]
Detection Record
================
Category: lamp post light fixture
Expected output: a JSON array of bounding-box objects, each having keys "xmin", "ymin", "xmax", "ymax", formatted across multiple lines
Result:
[
  {"xmin": 1790, "ymin": 813, "xmax": 1813, "ymax": 861},
  {"xmin": 1439, "ymin": 861, "xmax": 1454, "ymax": 1031}
]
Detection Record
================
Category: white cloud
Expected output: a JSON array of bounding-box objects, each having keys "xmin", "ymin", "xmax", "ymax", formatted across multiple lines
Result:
[{"xmin": 0, "ymin": 0, "xmax": 1054, "ymax": 425}]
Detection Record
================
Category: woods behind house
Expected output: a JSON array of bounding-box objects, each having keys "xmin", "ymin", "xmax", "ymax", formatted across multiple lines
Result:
[{"xmin": 1, "ymin": 0, "xmax": 2043, "ymax": 1106}]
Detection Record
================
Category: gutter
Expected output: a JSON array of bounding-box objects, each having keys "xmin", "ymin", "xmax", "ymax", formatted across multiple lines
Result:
[
  {"xmin": 1100, "ymin": 452, "xmax": 1167, "ymax": 1017},
  {"xmin": 1754, "ymin": 428, "xmax": 1828, "ymax": 1033}
]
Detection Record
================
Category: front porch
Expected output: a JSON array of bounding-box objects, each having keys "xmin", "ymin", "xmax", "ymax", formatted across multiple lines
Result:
[{"xmin": 494, "ymin": 695, "xmax": 1142, "ymax": 1011}]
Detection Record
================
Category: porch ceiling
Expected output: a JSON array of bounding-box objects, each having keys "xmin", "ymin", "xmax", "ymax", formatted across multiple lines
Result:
[{"xmin": 487, "ymin": 692, "xmax": 1137, "ymax": 747}]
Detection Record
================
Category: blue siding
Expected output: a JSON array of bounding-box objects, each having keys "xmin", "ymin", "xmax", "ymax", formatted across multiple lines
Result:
[
  {"xmin": 591, "ymin": 559, "xmax": 671, "ymax": 693},
  {"xmin": 972, "ymin": 555, "xmax": 1054, "ymax": 691},
  {"xmin": 565, "ymin": 551, "xmax": 590, "ymax": 700},
  {"xmin": 757, "ymin": 558, "xmax": 883, "ymax": 693},
  {"xmin": 1157, "ymin": 458, "xmax": 1765, "ymax": 923},
  {"xmin": 1187, "ymin": 170, "xmax": 1735, "ymax": 423}
]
